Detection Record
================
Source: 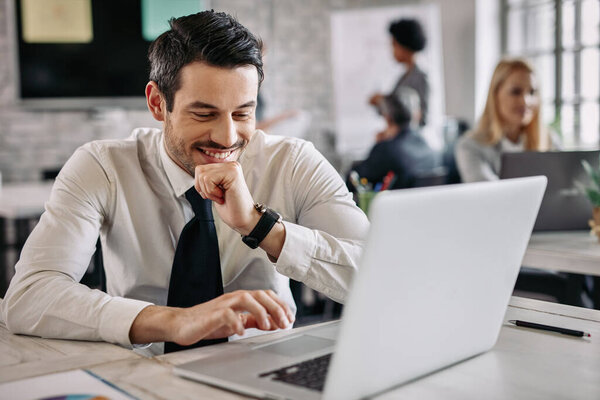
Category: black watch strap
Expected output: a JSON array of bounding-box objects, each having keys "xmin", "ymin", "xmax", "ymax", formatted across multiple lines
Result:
[{"xmin": 242, "ymin": 204, "xmax": 282, "ymax": 249}]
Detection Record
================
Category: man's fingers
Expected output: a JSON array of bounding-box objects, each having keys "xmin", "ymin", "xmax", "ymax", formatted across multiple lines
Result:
[
  {"xmin": 226, "ymin": 290, "xmax": 293, "ymax": 330},
  {"xmin": 264, "ymin": 290, "xmax": 295, "ymax": 324},
  {"xmin": 208, "ymin": 308, "xmax": 244, "ymax": 337},
  {"xmin": 195, "ymin": 177, "xmax": 224, "ymax": 203},
  {"xmin": 243, "ymin": 314, "xmax": 278, "ymax": 331},
  {"xmin": 254, "ymin": 290, "xmax": 292, "ymax": 329},
  {"xmin": 227, "ymin": 291, "xmax": 273, "ymax": 330}
]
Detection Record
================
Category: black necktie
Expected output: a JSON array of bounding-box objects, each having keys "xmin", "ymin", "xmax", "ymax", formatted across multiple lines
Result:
[{"xmin": 164, "ymin": 188, "xmax": 227, "ymax": 353}]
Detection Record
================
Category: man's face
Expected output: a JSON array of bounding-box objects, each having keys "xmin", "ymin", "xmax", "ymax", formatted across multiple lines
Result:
[{"xmin": 163, "ymin": 62, "xmax": 259, "ymax": 175}]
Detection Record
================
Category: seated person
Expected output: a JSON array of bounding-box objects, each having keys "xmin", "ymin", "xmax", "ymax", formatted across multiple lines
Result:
[
  {"xmin": 351, "ymin": 87, "xmax": 439, "ymax": 190},
  {"xmin": 0, "ymin": 11, "xmax": 369, "ymax": 355},
  {"xmin": 455, "ymin": 58, "xmax": 559, "ymax": 182}
]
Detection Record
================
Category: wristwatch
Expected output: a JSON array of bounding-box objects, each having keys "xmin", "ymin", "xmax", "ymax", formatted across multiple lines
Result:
[{"xmin": 241, "ymin": 203, "xmax": 283, "ymax": 249}]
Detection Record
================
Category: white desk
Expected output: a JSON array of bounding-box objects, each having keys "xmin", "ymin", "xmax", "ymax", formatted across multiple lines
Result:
[
  {"xmin": 1, "ymin": 297, "xmax": 599, "ymax": 399},
  {"xmin": 523, "ymin": 230, "xmax": 600, "ymax": 276},
  {"xmin": 0, "ymin": 182, "xmax": 54, "ymax": 219},
  {"xmin": 523, "ymin": 230, "xmax": 600, "ymax": 308},
  {"xmin": 0, "ymin": 182, "xmax": 55, "ymax": 295}
]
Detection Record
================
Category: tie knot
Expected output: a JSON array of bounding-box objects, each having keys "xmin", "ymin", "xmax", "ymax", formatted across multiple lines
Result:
[{"xmin": 185, "ymin": 187, "xmax": 213, "ymax": 221}]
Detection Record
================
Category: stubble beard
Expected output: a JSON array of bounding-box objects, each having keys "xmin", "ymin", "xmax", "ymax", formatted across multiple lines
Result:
[
  {"xmin": 164, "ymin": 115, "xmax": 196, "ymax": 176},
  {"xmin": 163, "ymin": 115, "xmax": 250, "ymax": 176}
]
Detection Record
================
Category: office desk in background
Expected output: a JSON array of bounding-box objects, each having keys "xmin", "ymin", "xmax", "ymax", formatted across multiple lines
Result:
[
  {"xmin": 1, "ymin": 297, "xmax": 599, "ymax": 399},
  {"xmin": 524, "ymin": 230, "xmax": 600, "ymax": 276},
  {"xmin": 523, "ymin": 230, "xmax": 600, "ymax": 308},
  {"xmin": 0, "ymin": 182, "xmax": 54, "ymax": 295}
]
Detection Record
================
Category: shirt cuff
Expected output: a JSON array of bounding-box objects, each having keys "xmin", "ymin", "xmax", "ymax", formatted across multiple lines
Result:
[
  {"xmin": 98, "ymin": 296, "xmax": 153, "ymax": 347},
  {"xmin": 274, "ymin": 221, "xmax": 315, "ymax": 281}
]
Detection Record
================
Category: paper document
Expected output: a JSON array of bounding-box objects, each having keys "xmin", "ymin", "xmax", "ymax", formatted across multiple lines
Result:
[{"xmin": 0, "ymin": 369, "xmax": 135, "ymax": 400}]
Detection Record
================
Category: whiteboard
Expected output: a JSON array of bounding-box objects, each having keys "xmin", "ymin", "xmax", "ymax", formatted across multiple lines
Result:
[{"xmin": 331, "ymin": 4, "xmax": 445, "ymax": 158}]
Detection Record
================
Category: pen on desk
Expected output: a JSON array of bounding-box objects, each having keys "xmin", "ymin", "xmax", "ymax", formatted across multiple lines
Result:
[{"xmin": 508, "ymin": 320, "xmax": 591, "ymax": 338}]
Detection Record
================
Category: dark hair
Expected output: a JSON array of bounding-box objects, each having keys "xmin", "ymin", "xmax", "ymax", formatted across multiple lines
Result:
[
  {"xmin": 384, "ymin": 87, "xmax": 420, "ymax": 127},
  {"xmin": 388, "ymin": 19, "xmax": 426, "ymax": 52},
  {"xmin": 148, "ymin": 11, "xmax": 264, "ymax": 111}
]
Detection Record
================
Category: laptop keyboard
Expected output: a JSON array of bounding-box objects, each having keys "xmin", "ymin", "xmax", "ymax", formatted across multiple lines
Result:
[{"xmin": 258, "ymin": 353, "xmax": 332, "ymax": 392}]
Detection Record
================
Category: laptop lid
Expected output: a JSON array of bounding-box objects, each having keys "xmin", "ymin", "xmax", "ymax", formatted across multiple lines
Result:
[
  {"xmin": 323, "ymin": 176, "xmax": 546, "ymax": 399},
  {"xmin": 174, "ymin": 177, "xmax": 546, "ymax": 400},
  {"xmin": 500, "ymin": 150, "xmax": 599, "ymax": 231}
]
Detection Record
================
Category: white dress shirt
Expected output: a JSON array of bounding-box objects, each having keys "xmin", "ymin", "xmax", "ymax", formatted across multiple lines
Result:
[{"xmin": 0, "ymin": 128, "xmax": 369, "ymax": 353}]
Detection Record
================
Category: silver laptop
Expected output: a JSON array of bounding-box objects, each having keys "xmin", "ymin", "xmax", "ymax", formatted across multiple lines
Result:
[
  {"xmin": 500, "ymin": 150, "xmax": 599, "ymax": 231},
  {"xmin": 174, "ymin": 177, "xmax": 547, "ymax": 400}
]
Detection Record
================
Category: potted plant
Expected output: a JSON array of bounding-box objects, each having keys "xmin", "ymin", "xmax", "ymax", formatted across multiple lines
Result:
[{"xmin": 579, "ymin": 156, "xmax": 600, "ymax": 241}]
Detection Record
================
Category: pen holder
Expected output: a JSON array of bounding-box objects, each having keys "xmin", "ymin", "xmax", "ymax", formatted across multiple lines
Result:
[{"xmin": 357, "ymin": 191, "xmax": 377, "ymax": 216}]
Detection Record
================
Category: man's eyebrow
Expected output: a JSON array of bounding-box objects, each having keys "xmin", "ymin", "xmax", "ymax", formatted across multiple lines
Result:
[
  {"xmin": 238, "ymin": 100, "xmax": 256, "ymax": 109},
  {"xmin": 186, "ymin": 100, "xmax": 257, "ymax": 110},
  {"xmin": 187, "ymin": 101, "xmax": 218, "ymax": 110}
]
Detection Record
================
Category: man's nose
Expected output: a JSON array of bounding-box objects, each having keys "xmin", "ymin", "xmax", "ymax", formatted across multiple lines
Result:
[{"xmin": 213, "ymin": 116, "xmax": 238, "ymax": 148}]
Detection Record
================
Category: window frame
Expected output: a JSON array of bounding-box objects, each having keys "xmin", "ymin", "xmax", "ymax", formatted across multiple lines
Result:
[{"xmin": 501, "ymin": 0, "xmax": 600, "ymax": 148}]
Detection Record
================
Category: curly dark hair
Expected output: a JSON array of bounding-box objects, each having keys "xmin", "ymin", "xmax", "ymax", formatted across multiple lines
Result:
[
  {"xmin": 389, "ymin": 18, "xmax": 426, "ymax": 52},
  {"xmin": 148, "ymin": 11, "xmax": 264, "ymax": 111}
]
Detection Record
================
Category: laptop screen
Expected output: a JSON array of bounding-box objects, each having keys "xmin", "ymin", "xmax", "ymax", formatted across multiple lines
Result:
[{"xmin": 500, "ymin": 150, "xmax": 599, "ymax": 231}]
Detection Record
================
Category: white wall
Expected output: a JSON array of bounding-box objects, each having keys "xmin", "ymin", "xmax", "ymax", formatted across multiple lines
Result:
[
  {"xmin": 435, "ymin": 0, "xmax": 477, "ymax": 125},
  {"xmin": 475, "ymin": 0, "xmax": 502, "ymax": 121}
]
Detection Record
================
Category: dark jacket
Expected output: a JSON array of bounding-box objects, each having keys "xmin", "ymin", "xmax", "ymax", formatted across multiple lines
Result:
[{"xmin": 352, "ymin": 127, "xmax": 438, "ymax": 189}]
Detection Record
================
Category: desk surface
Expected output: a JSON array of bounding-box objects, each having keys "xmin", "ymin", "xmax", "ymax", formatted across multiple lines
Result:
[
  {"xmin": 1, "ymin": 296, "xmax": 599, "ymax": 399},
  {"xmin": 523, "ymin": 230, "xmax": 600, "ymax": 276},
  {"xmin": 0, "ymin": 182, "xmax": 54, "ymax": 219}
]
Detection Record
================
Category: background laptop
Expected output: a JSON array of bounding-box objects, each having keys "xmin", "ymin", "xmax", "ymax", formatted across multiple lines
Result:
[
  {"xmin": 174, "ymin": 177, "xmax": 547, "ymax": 400},
  {"xmin": 500, "ymin": 150, "xmax": 599, "ymax": 231}
]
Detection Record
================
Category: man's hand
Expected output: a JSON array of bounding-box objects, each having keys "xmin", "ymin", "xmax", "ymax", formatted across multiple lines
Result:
[
  {"xmin": 129, "ymin": 290, "xmax": 295, "ymax": 346},
  {"xmin": 193, "ymin": 161, "xmax": 259, "ymax": 236}
]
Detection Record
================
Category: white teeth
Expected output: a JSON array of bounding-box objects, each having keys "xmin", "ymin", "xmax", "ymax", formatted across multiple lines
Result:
[{"xmin": 202, "ymin": 150, "xmax": 232, "ymax": 159}]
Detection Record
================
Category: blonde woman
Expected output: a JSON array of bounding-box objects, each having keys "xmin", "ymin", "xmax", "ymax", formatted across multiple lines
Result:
[{"xmin": 455, "ymin": 58, "xmax": 558, "ymax": 182}]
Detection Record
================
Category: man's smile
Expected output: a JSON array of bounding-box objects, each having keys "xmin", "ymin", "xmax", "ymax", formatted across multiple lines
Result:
[{"xmin": 198, "ymin": 148, "xmax": 234, "ymax": 159}]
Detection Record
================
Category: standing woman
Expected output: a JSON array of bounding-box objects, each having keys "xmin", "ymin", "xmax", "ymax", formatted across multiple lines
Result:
[
  {"xmin": 369, "ymin": 18, "xmax": 429, "ymax": 127},
  {"xmin": 455, "ymin": 58, "xmax": 557, "ymax": 182}
]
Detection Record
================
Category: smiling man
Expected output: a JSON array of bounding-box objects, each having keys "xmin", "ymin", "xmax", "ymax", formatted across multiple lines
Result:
[{"xmin": 1, "ymin": 11, "xmax": 369, "ymax": 354}]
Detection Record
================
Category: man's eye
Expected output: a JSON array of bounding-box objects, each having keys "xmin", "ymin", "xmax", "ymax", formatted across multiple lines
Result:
[
  {"xmin": 193, "ymin": 113, "xmax": 213, "ymax": 118},
  {"xmin": 234, "ymin": 113, "xmax": 251, "ymax": 119}
]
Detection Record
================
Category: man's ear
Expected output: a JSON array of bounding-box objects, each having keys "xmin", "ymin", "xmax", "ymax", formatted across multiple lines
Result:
[{"xmin": 146, "ymin": 81, "xmax": 166, "ymax": 122}]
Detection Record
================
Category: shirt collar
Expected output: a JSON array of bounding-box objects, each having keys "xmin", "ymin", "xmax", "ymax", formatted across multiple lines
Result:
[{"xmin": 159, "ymin": 135, "xmax": 195, "ymax": 198}]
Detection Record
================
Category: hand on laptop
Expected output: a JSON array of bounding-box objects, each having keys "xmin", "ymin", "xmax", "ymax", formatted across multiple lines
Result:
[{"xmin": 129, "ymin": 290, "xmax": 295, "ymax": 346}]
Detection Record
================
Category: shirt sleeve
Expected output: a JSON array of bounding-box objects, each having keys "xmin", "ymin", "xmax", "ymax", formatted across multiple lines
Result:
[
  {"xmin": 0, "ymin": 146, "xmax": 152, "ymax": 346},
  {"xmin": 274, "ymin": 141, "xmax": 370, "ymax": 304},
  {"xmin": 454, "ymin": 136, "xmax": 499, "ymax": 183}
]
